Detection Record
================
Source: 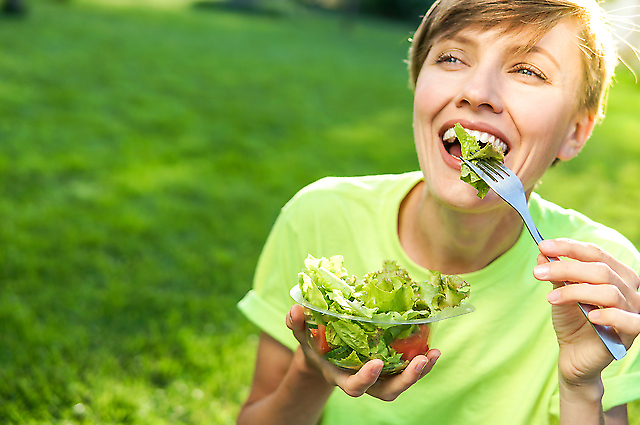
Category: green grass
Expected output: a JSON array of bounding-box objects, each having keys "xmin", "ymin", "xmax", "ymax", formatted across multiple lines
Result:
[
  {"xmin": 0, "ymin": 2, "xmax": 418, "ymax": 424},
  {"xmin": 0, "ymin": 1, "xmax": 639, "ymax": 424}
]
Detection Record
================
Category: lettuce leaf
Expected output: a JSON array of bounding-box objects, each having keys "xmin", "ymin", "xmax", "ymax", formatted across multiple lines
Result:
[
  {"xmin": 298, "ymin": 271, "xmax": 328, "ymax": 310},
  {"xmin": 329, "ymin": 319, "xmax": 370, "ymax": 356},
  {"xmin": 455, "ymin": 123, "xmax": 505, "ymax": 199},
  {"xmin": 358, "ymin": 261, "xmax": 414, "ymax": 313},
  {"xmin": 328, "ymin": 348, "xmax": 365, "ymax": 369}
]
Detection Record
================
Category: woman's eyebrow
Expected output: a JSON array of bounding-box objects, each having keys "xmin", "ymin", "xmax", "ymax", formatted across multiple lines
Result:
[
  {"xmin": 513, "ymin": 44, "xmax": 560, "ymax": 69},
  {"xmin": 447, "ymin": 33, "xmax": 477, "ymax": 47}
]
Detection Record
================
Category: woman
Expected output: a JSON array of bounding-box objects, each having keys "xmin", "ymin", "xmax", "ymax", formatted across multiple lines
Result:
[{"xmin": 237, "ymin": 0, "xmax": 640, "ymax": 424}]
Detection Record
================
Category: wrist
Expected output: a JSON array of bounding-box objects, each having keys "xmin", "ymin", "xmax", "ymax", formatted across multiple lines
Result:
[
  {"xmin": 284, "ymin": 348, "xmax": 335, "ymax": 403},
  {"xmin": 292, "ymin": 347, "xmax": 332, "ymax": 383},
  {"xmin": 559, "ymin": 374, "xmax": 604, "ymax": 406}
]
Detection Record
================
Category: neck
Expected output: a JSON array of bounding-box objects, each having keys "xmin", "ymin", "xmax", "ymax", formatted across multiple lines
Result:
[{"xmin": 398, "ymin": 181, "xmax": 524, "ymax": 274}]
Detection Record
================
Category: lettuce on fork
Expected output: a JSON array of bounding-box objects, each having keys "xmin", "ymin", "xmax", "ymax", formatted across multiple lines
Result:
[
  {"xmin": 297, "ymin": 255, "xmax": 470, "ymax": 373},
  {"xmin": 456, "ymin": 123, "xmax": 505, "ymax": 199}
]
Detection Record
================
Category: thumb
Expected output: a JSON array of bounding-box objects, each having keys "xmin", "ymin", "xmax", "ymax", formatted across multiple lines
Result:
[{"xmin": 287, "ymin": 304, "xmax": 308, "ymax": 345}]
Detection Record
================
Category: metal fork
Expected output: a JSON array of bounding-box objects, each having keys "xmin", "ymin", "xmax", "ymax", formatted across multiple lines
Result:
[{"xmin": 459, "ymin": 156, "xmax": 627, "ymax": 361}]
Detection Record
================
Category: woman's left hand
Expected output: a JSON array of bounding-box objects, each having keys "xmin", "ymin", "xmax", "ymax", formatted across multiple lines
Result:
[{"xmin": 534, "ymin": 238, "xmax": 640, "ymax": 385}]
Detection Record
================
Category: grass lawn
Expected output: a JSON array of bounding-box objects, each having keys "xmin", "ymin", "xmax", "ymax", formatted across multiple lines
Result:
[{"xmin": 0, "ymin": 1, "xmax": 639, "ymax": 424}]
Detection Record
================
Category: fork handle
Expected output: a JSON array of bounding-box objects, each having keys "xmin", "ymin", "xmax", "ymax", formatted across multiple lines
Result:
[{"xmin": 528, "ymin": 228, "xmax": 627, "ymax": 361}]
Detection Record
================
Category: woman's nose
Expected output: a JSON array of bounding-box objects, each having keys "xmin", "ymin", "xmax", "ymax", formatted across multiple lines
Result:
[{"xmin": 454, "ymin": 68, "xmax": 504, "ymax": 113}]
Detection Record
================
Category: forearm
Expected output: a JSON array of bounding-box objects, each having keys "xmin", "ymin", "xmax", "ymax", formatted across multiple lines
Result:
[
  {"xmin": 238, "ymin": 348, "xmax": 335, "ymax": 425},
  {"xmin": 558, "ymin": 375, "xmax": 605, "ymax": 425}
]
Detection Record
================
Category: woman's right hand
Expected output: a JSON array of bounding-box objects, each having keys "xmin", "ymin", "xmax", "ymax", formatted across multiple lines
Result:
[{"xmin": 286, "ymin": 304, "xmax": 440, "ymax": 401}]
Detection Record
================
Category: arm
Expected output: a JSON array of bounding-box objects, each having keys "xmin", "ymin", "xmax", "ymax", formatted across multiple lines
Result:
[
  {"xmin": 237, "ymin": 332, "xmax": 333, "ymax": 425},
  {"xmin": 560, "ymin": 387, "xmax": 629, "ymax": 425},
  {"xmin": 237, "ymin": 305, "xmax": 440, "ymax": 425},
  {"xmin": 605, "ymin": 405, "xmax": 628, "ymax": 425},
  {"xmin": 556, "ymin": 373, "xmax": 605, "ymax": 425},
  {"xmin": 560, "ymin": 401, "xmax": 628, "ymax": 425},
  {"xmin": 533, "ymin": 239, "xmax": 640, "ymax": 425}
]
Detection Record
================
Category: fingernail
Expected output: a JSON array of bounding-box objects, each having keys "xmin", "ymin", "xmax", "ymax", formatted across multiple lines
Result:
[
  {"xmin": 416, "ymin": 359, "xmax": 428, "ymax": 374},
  {"xmin": 589, "ymin": 310, "xmax": 600, "ymax": 320},
  {"xmin": 371, "ymin": 362, "xmax": 383, "ymax": 376},
  {"xmin": 539, "ymin": 240, "xmax": 555, "ymax": 250},
  {"xmin": 547, "ymin": 290, "xmax": 560, "ymax": 303},
  {"xmin": 533, "ymin": 265, "xmax": 550, "ymax": 279}
]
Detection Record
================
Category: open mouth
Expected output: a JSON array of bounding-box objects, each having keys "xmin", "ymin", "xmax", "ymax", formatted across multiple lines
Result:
[{"xmin": 442, "ymin": 126, "xmax": 509, "ymax": 157}]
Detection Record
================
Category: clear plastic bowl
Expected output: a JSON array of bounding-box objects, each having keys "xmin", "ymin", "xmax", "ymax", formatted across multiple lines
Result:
[{"xmin": 290, "ymin": 285, "xmax": 475, "ymax": 375}]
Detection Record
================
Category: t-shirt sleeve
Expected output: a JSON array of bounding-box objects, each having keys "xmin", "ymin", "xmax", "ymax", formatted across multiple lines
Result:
[{"xmin": 237, "ymin": 194, "xmax": 310, "ymax": 351}]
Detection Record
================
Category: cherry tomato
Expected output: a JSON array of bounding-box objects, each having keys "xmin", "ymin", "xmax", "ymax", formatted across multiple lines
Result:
[
  {"xmin": 309, "ymin": 324, "xmax": 331, "ymax": 355},
  {"xmin": 389, "ymin": 324, "xmax": 431, "ymax": 361}
]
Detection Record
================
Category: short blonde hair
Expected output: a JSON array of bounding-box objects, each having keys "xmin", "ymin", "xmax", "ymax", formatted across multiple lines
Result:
[{"xmin": 408, "ymin": 0, "xmax": 618, "ymax": 119}]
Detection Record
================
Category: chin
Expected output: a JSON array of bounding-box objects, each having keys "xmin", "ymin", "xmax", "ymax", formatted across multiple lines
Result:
[{"xmin": 429, "ymin": 179, "xmax": 501, "ymax": 212}]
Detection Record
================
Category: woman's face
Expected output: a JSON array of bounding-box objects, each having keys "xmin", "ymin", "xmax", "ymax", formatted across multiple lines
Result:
[{"xmin": 413, "ymin": 20, "xmax": 592, "ymax": 210}]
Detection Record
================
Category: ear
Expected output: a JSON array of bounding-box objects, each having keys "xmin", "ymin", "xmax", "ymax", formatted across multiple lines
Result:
[{"xmin": 556, "ymin": 113, "xmax": 596, "ymax": 161}]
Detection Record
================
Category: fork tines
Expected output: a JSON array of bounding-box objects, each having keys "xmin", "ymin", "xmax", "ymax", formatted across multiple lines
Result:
[{"xmin": 473, "ymin": 158, "xmax": 509, "ymax": 181}]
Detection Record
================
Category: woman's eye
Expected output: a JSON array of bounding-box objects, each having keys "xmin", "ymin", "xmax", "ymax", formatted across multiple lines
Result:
[
  {"xmin": 513, "ymin": 64, "xmax": 547, "ymax": 80},
  {"xmin": 435, "ymin": 53, "xmax": 463, "ymax": 65}
]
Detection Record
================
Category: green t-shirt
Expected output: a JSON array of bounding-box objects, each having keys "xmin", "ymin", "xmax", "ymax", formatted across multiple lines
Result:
[{"xmin": 238, "ymin": 171, "xmax": 640, "ymax": 425}]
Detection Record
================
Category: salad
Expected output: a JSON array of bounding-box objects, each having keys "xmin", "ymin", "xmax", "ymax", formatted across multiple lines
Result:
[
  {"xmin": 456, "ymin": 123, "xmax": 505, "ymax": 198},
  {"xmin": 295, "ymin": 255, "xmax": 471, "ymax": 374}
]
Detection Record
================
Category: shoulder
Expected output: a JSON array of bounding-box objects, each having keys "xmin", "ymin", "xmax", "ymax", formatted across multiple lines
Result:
[
  {"xmin": 294, "ymin": 172, "xmax": 422, "ymax": 198},
  {"xmin": 282, "ymin": 172, "xmax": 422, "ymax": 215},
  {"xmin": 530, "ymin": 193, "xmax": 640, "ymax": 270}
]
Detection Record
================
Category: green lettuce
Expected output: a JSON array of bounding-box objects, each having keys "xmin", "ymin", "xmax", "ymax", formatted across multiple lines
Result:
[
  {"xmin": 456, "ymin": 123, "xmax": 505, "ymax": 199},
  {"xmin": 358, "ymin": 261, "xmax": 415, "ymax": 313},
  {"xmin": 329, "ymin": 319, "xmax": 370, "ymax": 356}
]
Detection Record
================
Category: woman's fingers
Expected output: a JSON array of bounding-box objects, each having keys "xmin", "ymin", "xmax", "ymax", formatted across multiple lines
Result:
[
  {"xmin": 333, "ymin": 355, "xmax": 429, "ymax": 400},
  {"xmin": 336, "ymin": 359, "xmax": 383, "ymax": 397},
  {"xmin": 546, "ymin": 282, "xmax": 631, "ymax": 311},
  {"xmin": 286, "ymin": 305, "xmax": 324, "ymax": 363},
  {"xmin": 534, "ymin": 260, "xmax": 637, "ymax": 310},
  {"xmin": 588, "ymin": 308, "xmax": 640, "ymax": 346},
  {"xmin": 313, "ymin": 345, "xmax": 438, "ymax": 401},
  {"xmin": 357, "ymin": 350, "xmax": 440, "ymax": 401},
  {"xmin": 538, "ymin": 239, "xmax": 640, "ymax": 290},
  {"xmin": 417, "ymin": 349, "xmax": 441, "ymax": 378},
  {"xmin": 331, "ymin": 355, "xmax": 435, "ymax": 401},
  {"xmin": 286, "ymin": 305, "xmax": 307, "ymax": 338},
  {"xmin": 534, "ymin": 254, "xmax": 623, "ymax": 287},
  {"xmin": 369, "ymin": 351, "xmax": 440, "ymax": 401},
  {"xmin": 535, "ymin": 239, "xmax": 640, "ymax": 313}
]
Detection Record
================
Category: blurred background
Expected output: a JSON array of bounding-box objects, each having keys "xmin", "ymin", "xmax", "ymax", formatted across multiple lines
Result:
[{"xmin": 1, "ymin": 0, "xmax": 639, "ymax": 424}]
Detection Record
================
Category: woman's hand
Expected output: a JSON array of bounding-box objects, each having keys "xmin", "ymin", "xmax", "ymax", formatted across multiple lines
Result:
[
  {"xmin": 533, "ymin": 238, "xmax": 640, "ymax": 386},
  {"xmin": 286, "ymin": 304, "xmax": 440, "ymax": 401}
]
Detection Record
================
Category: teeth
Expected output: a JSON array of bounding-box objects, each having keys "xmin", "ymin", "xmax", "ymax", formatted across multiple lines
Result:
[
  {"xmin": 443, "ymin": 127, "xmax": 456, "ymax": 141},
  {"xmin": 442, "ymin": 126, "xmax": 507, "ymax": 154},
  {"xmin": 494, "ymin": 139, "xmax": 508, "ymax": 152}
]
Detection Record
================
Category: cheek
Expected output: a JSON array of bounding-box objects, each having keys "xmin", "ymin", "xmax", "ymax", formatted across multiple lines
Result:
[
  {"xmin": 413, "ymin": 82, "xmax": 446, "ymax": 162},
  {"xmin": 414, "ymin": 71, "xmax": 452, "ymax": 119},
  {"xmin": 510, "ymin": 90, "xmax": 576, "ymax": 150},
  {"xmin": 513, "ymin": 101, "xmax": 576, "ymax": 187}
]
